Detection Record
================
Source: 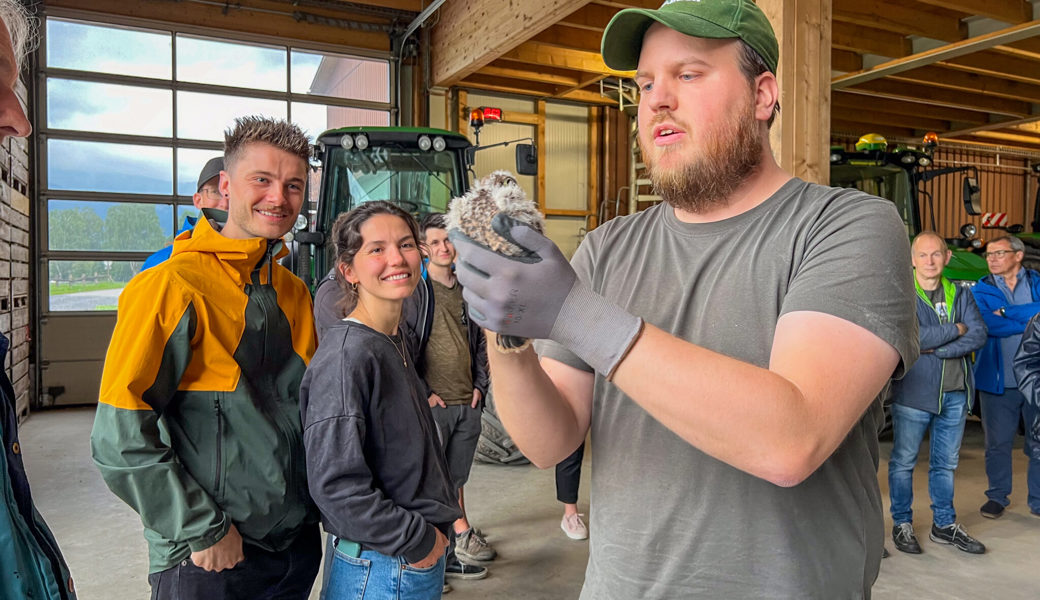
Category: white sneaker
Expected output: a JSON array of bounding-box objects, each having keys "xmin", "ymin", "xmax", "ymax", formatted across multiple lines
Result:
[{"xmin": 561, "ymin": 513, "xmax": 588, "ymax": 540}]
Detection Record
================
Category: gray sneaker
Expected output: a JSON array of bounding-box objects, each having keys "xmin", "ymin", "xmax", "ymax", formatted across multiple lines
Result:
[{"xmin": 455, "ymin": 528, "xmax": 496, "ymax": 562}]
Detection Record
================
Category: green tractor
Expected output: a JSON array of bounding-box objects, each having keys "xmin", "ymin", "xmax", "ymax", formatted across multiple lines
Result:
[
  {"xmin": 829, "ymin": 133, "xmax": 989, "ymax": 285},
  {"xmin": 288, "ymin": 122, "xmax": 537, "ymax": 291}
]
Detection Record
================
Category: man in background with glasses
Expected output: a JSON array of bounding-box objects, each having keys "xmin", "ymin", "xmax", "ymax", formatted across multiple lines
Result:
[
  {"xmin": 141, "ymin": 156, "xmax": 227, "ymax": 270},
  {"xmin": 971, "ymin": 235, "xmax": 1040, "ymax": 519}
]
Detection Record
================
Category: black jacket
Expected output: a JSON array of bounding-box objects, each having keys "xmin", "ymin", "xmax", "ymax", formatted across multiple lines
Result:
[
  {"xmin": 300, "ymin": 321, "xmax": 460, "ymax": 562},
  {"xmin": 313, "ymin": 267, "xmax": 489, "ymax": 399}
]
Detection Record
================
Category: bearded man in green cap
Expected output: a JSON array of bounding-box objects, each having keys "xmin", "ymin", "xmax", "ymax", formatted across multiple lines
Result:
[{"xmin": 449, "ymin": 1, "xmax": 919, "ymax": 597}]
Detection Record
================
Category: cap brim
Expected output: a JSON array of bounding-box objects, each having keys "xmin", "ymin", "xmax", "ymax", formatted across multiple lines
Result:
[{"xmin": 601, "ymin": 8, "xmax": 741, "ymax": 72}]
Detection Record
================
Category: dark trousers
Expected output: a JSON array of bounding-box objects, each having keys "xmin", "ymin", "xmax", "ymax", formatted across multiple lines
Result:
[
  {"xmin": 149, "ymin": 524, "xmax": 321, "ymax": 600},
  {"xmin": 980, "ymin": 389, "xmax": 1040, "ymax": 512},
  {"xmin": 555, "ymin": 443, "xmax": 585, "ymax": 504}
]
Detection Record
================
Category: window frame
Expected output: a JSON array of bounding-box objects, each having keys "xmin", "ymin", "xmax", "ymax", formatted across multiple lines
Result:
[{"xmin": 35, "ymin": 9, "xmax": 396, "ymax": 314}]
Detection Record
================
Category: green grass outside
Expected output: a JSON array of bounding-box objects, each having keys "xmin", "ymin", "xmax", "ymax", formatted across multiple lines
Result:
[{"xmin": 50, "ymin": 281, "xmax": 127, "ymax": 296}]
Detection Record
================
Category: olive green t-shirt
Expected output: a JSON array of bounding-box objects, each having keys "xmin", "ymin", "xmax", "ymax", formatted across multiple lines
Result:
[
  {"xmin": 423, "ymin": 278, "xmax": 472, "ymax": 405},
  {"xmin": 537, "ymin": 178, "xmax": 918, "ymax": 600}
]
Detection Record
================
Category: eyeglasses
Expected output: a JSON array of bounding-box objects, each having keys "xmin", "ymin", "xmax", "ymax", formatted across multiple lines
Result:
[
  {"xmin": 199, "ymin": 187, "xmax": 221, "ymax": 199},
  {"xmin": 983, "ymin": 249, "xmax": 1017, "ymax": 259}
]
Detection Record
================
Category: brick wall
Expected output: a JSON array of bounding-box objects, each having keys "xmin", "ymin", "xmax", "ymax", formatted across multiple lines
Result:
[{"xmin": 1, "ymin": 73, "xmax": 32, "ymax": 422}]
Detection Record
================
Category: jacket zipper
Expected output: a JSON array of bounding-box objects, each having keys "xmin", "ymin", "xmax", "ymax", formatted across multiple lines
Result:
[{"xmin": 214, "ymin": 396, "xmax": 223, "ymax": 498}]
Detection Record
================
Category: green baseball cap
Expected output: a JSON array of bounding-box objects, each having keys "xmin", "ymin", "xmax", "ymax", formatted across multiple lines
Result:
[{"xmin": 601, "ymin": 0, "xmax": 779, "ymax": 74}]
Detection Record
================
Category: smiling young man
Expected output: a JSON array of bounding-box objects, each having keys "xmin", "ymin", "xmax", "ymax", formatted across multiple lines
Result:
[
  {"xmin": 449, "ymin": 1, "xmax": 918, "ymax": 598},
  {"xmin": 92, "ymin": 116, "xmax": 321, "ymax": 600}
]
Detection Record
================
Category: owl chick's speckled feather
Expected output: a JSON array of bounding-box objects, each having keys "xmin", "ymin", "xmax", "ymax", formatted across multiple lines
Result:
[{"xmin": 448, "ymin": 170, "xmax": 544, "ymax": 353}]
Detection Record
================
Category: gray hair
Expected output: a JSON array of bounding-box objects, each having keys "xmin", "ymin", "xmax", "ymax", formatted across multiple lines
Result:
[
  {"xmin": 0, "ymin": 0, "xmax": 37, "ymax": 71},
  {"xmin": 988, "ymin": 235, "xmax": 1025, "ymax": 253}
]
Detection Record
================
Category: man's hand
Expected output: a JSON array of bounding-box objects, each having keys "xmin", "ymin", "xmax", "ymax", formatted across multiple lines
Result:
[
  {"xmin": 428, "ymin": 393, "xmax": 446, "ymax": 408},
  {"xmin": 956, "ymin": 322, "xmax": 968, "ymax": 336},
  {"xmin": 471, "ymin": 388, "xmax": 483, "ymax": 409},
  {"xmin": 408, "ymin": 527, "xmax": 448, "ymax": 569},
  {"xmin": 452, "ymin": 214, "xmax": 642, "ymax": 377},
  {"xmin": 191, "ymin": 524, "xmax": 244, "ymax": 572}
]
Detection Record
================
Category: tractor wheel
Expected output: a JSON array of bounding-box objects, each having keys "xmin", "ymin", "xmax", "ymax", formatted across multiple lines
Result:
[{"xmin": 474, "ymin": 391, "xmax": 530, "ymax": 466}]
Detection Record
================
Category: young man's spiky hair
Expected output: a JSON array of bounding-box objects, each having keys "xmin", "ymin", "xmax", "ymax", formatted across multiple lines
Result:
[{"xmin": 224, "ymin": 116, "xmax": 310, "ymax": 169}]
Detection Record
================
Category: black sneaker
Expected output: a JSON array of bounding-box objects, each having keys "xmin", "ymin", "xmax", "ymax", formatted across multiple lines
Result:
[
  {"xmin": 881, "ymin": 547, "xmax": 890, "ymax": 559},
  {"xmin": 980, "ymin": 500, "xmax": 1005, "ymax": 519},
  {"xmin": 892, "ymin": 523, "xmax": 922, "ymax": 554},
  {"xmin": 929, "ymin": 523, "xmax": 985, "ymax": 554},
  {"xmin": 445, "ymin": 559, "xmax": 488, "ymax": 580}
]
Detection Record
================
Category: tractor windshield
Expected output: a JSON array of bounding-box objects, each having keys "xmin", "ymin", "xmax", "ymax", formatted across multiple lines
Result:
[
  {"xmin": 831, "ymin": 163, "xmax": 917, "ymax": 238},
  {"xmin": 321, "ymin": 145, "xmax": 463, "ymax": 222}
]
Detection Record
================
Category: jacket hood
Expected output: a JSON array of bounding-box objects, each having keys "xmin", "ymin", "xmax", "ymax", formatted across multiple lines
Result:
[{"xmin": 170, "ymin": 208, "xmax": 288, "ymax": 285}]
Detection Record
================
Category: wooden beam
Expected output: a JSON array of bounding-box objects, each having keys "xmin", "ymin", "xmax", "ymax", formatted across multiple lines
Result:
[
  {"xmin": 431, "ymin": 0, "xmax": 595, "ymax": 87},
  {"xmin": 501, "ymin": 41, "xmax": 632, "ymax": 77},
  {"xmin": 831, "ymin": 92, "xmax": 990, "ymax": 125},
  {"xmin": 914, "ymin": 0, "xmax": 1032, "ymax": 25},
  {"xmin": 970, "ymin": 130, "xmax": 1040, "ymax": 145},
  {"xmin": 887, "ymin": 65, "xmax": 1040, "ymax": 104},
  {"xmin": 588, "ymin": 106, "xmax": 601, "ymax": 230},
  {"xmin": 479, "ymin": 65, "xmax": 579, "ymax": 87},
  {"xmin": 833, "ymin": 19, "xmax": 1040, "ymax": 89},
  {"xmin": 998, "ymin": 38, "xmax": 1040, "ymax": 60},
  {"xmin": 759, "ymin": 0, "xmax": 831, "ymax": 184},
  {"xmin": 842, "ymin": 79, "xmax": 1031, "ymax": 117},
  {"xmin": 940, "ymin": 52, "xmax": 1040, "ymax": 85},
  {"xmin": 458, "ymin": 80, "xmax": 615, "ymax": 106},
  {"xmin": 833, "ymin": 0, "xmax": 967, "ymax": 42},
  {"xmin": 831, "ymin": 107, "xmax": 949, "ymax": 133},
  {"xmin": 537, "ymin": 101, "xmax": 547, "ymax": 213},
  {"xmin": 544, "ymin": 209, "xmax": 590, "ymax": 217},
  {"xmin": 831, "ymin": 21, "xmax": 911, "ymax": 58},
  {"xmin": 832, "ymin": 119, "xmax": 915, "ymax": 138},
  {"xmin": 557, "ymin": 3, "xmax": 616, "ymax": 31},
  {"xmin": 945, "ymin": 115, "xmax": 1040, "ymax": 138},
  {"xmin": 554, "ymin": 74, "xmax": 608, "ymax": 99},
  {"xmin": 46, "ymin": 0, "xmax": 392, "ymax": 50},
  {"xmin": 831, "ymin": 49, "xmax": 863, "ymax": 73},
  {"xmin": 530, "ymin": 26, "xmax": 604, "ymax": 53},
  {"xmin": 949, "ymin": 134, "xmax": 1040, "ymax": 151}
]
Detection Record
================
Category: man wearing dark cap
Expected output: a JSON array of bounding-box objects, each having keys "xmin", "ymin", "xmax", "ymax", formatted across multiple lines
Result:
[
  {"xmin": 450, "ymin": 0, "xmax": 917, "ymax": 597},
  {"xmin": 141, "ymin": 156, "xmax": 226, "ymax": 270}
]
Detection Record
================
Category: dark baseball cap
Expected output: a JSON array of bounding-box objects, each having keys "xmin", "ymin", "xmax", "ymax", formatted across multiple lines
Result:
[
  {"xmin": 601, "ymin": 0, "xmax": 779, "ymax": 74},
  {"xmin": 197, "ymin": 157, "xmax": 224, "ymax": 192}
]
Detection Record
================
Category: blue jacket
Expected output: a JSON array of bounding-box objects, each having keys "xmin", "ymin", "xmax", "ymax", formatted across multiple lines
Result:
[
  {"xmin": 892, "ymin": 279, "xmax": 987, "ymax": 414},
  {"xmin": 971, "ymin": 270, "xmax": 1040, "ymax": 394},
  {"xmin": 1, "ymin": 333, "xmax": 76, "ymax": 600},
  {"xmin": 140, "ymin": 215, "xmax": 197, "ymax": 271}
]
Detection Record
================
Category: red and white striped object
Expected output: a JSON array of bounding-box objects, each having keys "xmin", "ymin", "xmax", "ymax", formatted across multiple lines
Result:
[{"xmin": 981, "ymin": 212, "xmax": 1008, "ymax": 228}]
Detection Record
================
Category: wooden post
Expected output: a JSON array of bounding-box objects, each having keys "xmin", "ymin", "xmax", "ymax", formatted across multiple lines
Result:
[
  {"xmin": 588, "ymin": 106, "xmax": 601, "ymax": 230},
  {"xmin": 758, "ymin": 0, "xmax": 832, "ymax": 184},
  {"xmin": 537, "ymin": 100, "xmax": 547, "ymax": 213}
]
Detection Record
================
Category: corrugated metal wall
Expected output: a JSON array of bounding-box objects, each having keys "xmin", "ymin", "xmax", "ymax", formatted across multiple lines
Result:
[{"xmin": 920, "ymin": 149, "xmax": 1032, "ymax": 240}]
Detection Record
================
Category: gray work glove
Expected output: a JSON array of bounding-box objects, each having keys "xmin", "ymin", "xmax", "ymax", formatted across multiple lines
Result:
[{"xmin": 451, "ymin": 214, "xmax": 643, "ymax": 378}]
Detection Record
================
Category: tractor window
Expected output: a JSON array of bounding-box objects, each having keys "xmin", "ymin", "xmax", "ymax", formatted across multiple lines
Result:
[
  {"xmin": 323, "ymin": 146, "xmax": 460, "ymax": 219},
  {"xmin": 831, "ymin": 164, "xmax": 917, "ymax": 238}
]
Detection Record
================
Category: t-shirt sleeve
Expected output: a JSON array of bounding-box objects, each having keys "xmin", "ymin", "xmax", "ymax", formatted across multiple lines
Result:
[
  {"xmin": 534, "ymin": 233, "xmax": 596, "ymax": 373},
  {"xmin": 779, "ymin": 190, "xmax": 919, "ymax": 378}
]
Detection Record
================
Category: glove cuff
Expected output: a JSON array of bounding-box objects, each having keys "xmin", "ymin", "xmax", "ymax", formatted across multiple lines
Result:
[{"xmin": 550, "ymin": 281, "xmax": 643, "ymax": 377}]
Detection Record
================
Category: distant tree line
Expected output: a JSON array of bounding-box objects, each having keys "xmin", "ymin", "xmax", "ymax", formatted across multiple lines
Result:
[{"xmin": 48, "ymin": 204, "xmax": 168, "ymax": 283}]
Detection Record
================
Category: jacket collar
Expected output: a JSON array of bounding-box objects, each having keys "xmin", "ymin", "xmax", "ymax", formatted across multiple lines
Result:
[{"xmin": 170, "ymin": 209, "xmax": 287, "ymax": 286}]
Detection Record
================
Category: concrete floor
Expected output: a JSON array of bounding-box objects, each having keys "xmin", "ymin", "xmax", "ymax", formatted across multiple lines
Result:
[{"xmin": 16, "ymin": 407, "xmax": 1040, "ymax": 599}]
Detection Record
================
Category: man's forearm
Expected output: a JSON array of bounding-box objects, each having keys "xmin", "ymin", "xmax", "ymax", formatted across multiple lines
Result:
[
  {"xmin": 610, "ymin": 315, "xmax": 898, "ymax": 487},
  {"xmin": 485, "ymin": 331, "xmax": 590, "ymax": 468}
]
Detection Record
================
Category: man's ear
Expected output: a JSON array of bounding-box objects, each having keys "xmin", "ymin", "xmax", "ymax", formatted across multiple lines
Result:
[
  {"xmin": 192, "ymin": 192, "xmax": 204, "ymax": 210},
  {"xmin": 754, "ymin": 72, "xmax": 779, "ymax": 123},
  {"xmin": 218, "ymin": 170, "xmax": 230, "ymax": 201}
]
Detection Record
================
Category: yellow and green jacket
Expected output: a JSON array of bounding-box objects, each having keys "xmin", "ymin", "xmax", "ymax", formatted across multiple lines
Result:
[{"xmin": 90, "ymin": 211, "xmax": 318, "ymax": 573}]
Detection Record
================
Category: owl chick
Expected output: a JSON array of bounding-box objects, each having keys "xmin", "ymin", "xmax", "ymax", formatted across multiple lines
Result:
[{"xmin": 447, "ymin": 170, "xmax": 544, "ymax": 353}]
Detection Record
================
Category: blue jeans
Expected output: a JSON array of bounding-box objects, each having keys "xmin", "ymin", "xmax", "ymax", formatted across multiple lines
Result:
[
  {"xmin": 888, "ymin": 393, "xmax": 968, "ymax": 527},
  {"xmin": 980, "ymin": 388, "xmax": 1040, "ymax": 511},
  {"xmin": 324, "ymin": 546, "xmax": 445, "ymax": 600}
]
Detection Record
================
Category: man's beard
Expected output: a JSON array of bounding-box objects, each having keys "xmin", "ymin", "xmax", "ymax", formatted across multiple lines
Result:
[{"xmin": 642, "ymin": 98, "xmax": 763, "ymax": 214}]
